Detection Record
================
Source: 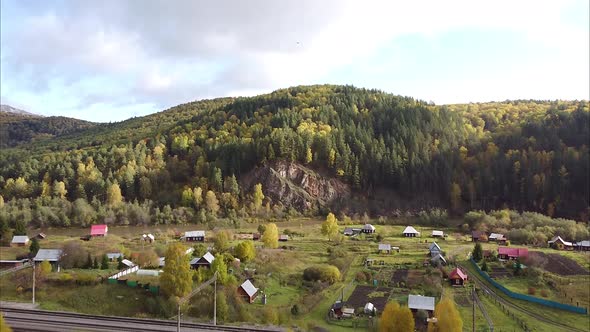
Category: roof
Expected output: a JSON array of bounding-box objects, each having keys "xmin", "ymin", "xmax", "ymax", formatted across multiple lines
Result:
[
  {"xmin": 201, "ymin": 252, "xmax": 215, "ymax": 264},
  {"xmin": 498, "ymin": 247, "xmax": 528, "ymax": 257},
  {"xmin": 106, "ymin": 253, "xmax": 122, "ymax": 260},
  {"xmin": 379, "ymin": 243, "xmax": 391, "ymax": 251},
  {"xmin": 432, "ymin": 230, "xmax": 444, "ymax": 236},
  {"xmin": 431, "ymin": 253, "xmax": 447, "ymax": 264},
  {"xmin": 159, "ymin": 257, "xmax": 166, "ymax": 266},
  {"xmin": 403, "ymin": 226, "xmax": 420, "ymax": 234},
  {"xmin": 34, "ymin": 249, "xmax": 62, "ymax": 261},
  {"xmin": 332, "ymin": 301, "xmax": 344, "ymax": 310},
  {"xmin": 363, "ymin": 224, "xmax": 376, "ymax": 231},
  {"xmin": 343, "ymin": 228, "xmax": 353, "ymax": 234},
  {"xmin": 121, "ymin": 259, "xmax": 135, "ymax": 267},
  {"xmin": 489, "ymin": 233, "xmax": 505, "ymax": 240},
  {"xmin": 408, "ymin": 295, "xmax": 435, "ymax": 311},
  {"xmin": 11, "ymin": 235, "xmax": 29, "ymax": 244},
  {"xmin": 429, "ymin": 242, "xmax": 441, "ymax": 252},
  {"xmin": 90, "ymin": 224, "xmax": 108, "ymax": 235},
  {"xmin": 471, "ymin": 231, "xmax": 485, "ymax": 238},
  {"xmin": 184, "ymin": 231, "xmax": 205, "ymax": 238},
  {"xmin": 548, "ymin": 236, "xmax": 573, "ymax": 246},
  {"xmin": 279, "ymin": 234, "xmax": 289, "ymax": 240},
  {"xmin": 449, "ymin": 267, "xmax": 468, "ymax": 280},
  {"xmin": 240, "ymin": 280, "xmax": 258, "ymax": 297},
  {"xmin": 575, "ymin": 240, "xmax": 590, "ymax": 247}
]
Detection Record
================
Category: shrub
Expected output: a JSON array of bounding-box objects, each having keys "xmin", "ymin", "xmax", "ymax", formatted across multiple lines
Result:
[
  {"xmin": 528, "ymin": 287, "xmax": 536, "ymax": 295},
  {"xmin": 355, "ymin": 271, "xmax": 367, "ymax": 283},
  {"xmin": 291, "ymin": 304, "xmax": 300, "ymax": 316},
  {"xmin": 540, "ymin": 289, "xmax": 549, "ymax": 297},
  {"xmin": 302, "ymin": 265, "xmax": 341, "ymax": 284}
]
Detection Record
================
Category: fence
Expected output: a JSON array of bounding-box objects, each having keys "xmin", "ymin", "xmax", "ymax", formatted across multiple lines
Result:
[
  {"xmin": 469, "ymin": 258, "xmax": 587, "ymax": 314},
  {"xmin": 108, "ymin": 265, "xmax": 139, "ymax": 279}
]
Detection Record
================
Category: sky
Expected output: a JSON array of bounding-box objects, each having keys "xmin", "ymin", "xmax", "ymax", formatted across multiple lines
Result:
[{"xmin": 1, "ymin": 0, "xmax": 588, "ymax": 123}]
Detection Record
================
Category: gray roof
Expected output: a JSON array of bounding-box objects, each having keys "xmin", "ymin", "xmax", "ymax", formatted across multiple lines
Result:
[
  {"xmin": 363, "ymin": 224, "xmax": 376, "ymax": 230},
  {"xmin": 432, "ymin": 230, "xmax": 444, "ymax": 236},
  {"xmin": 202, "ymin": 252, "xmax": 215, "ymax": 264},
  {"xmin": 403, "ymin": 226, "xmax": 420, "ymax": 234},
  {"xmin": 429, "ymin": 242, "xmax": 441, "ymax": 252},
  {"xmin": 189, "ymin": 257, "xmax": 199, "ymax": 265},
  {"xmin": 489, "ymin": 233, "xmax": 505, "ymax": 240},
  {"xmin": 408, "ymin": 295, "xmax": 435, "ymax": 311},
  {"xmin": 184, "ymin": 231, "xmax": 205, "ymax": 237},
  {"xmin": 575, "ymin": 240, "xmax": 590, "ymax": 247},
  {"xmin": 379, "ymin": 243, "xmax": 391, "ymax": 251},
  {"xmin": 106, "ymin": 253, "xmax": 122, "ymax": 260},
  {"xmin": 548, "ymin": 236, "xmax": 573, "ymax": 246},
  {"xmin": 240, "ymin": 279, "xmax": 258, "ymax": 297},
  {"xmin": 431, "ymin": 253, "xmax": 447, "ymax": 264},
  {"xmin": 159, "ymin": 257, "xmax": 166, "ymax": 266},
  {"xmin": 121, "ymin": 259, "xmax": 135, "ymax": 267},
  {"xmin": 34, "ymin": 249, "xmax": 62, "ymax": 262},
  {"xmin": 11, "ymin": 235, "xmax": 29, "ymax": 244}
]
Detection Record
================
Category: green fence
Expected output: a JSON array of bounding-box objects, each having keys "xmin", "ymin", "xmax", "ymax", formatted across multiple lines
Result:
[{"xmin": 469, "ymin": 258, "xmax": 587, "ymax": 314}]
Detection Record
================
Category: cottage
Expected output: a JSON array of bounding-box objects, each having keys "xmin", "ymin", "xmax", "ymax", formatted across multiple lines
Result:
[
  {"xmin": 428, "ymin": 242, "xmax": 442, "ymax": 255},
  {"xmin": 190, "ymin": 252, "xmax": 215, "ymax": 269},
  {"xmin": 402, "ymin": 226, "xmax": 420, "ymax": 237},
  {"xmin": 106, "ymin": 253, "xmax": 123, "ymax": 261},
  {"xmin": 362, "ymin": 224, "xmax": 376, "ymax": 234},
  {"xmin": 279, "ymin": 234, "xmax": 289, "ymax": 242},
  {"xmin": 379, "ymin": 243, "xmax": 392, "ymax": 254},
  {"xmin": 34, "ymin": 249, "xmax": 62, "ymax": 272},
  {"xmin": 489, "ymin": 233, "xmax": 507, "ymax": 243},
  {"xmin": 430, "ymin": 253, "xmax": 447, "ymax": 266},
  {"xmin": 431, "ymin": 230, "xmax": 444, "ymax": 238},
  {"xmin": 183, "ymin": 231, "xmax": 205, "ymax": 242},
  {"xmin": 498, "ymin": 247, "xmax": 528, "ymax": 260},
  {"xmin": 408, "ymin": 295, "xmax": 435, "ymax": 317},
  {"xmin": 11, "ymin": 235, "xmax": 29, "ymax": 247},
  {"xmin": 471, "ymin": 231, "xmax": 487, "ymax": 242},
  {"xmin": 574, "ymin": 240, "xmax": 590, "ymax": 251},
  {"xmin": 238, "ymin": 279, "xmax": 259, "ymax": 303},
  {"xmin": 449, "ymin": 267, "xmax": 468, "ymax": 286},
  {"xmin": 90, "ymin": 224, "xmax": 108, "ymax": 237},
  {"xmin": 0, "ymin": 259, "xmax": 28, "ymax": 269},
  {"xmin": 547, "ymin": 236, "xmax": 573, "ymax": 250}
]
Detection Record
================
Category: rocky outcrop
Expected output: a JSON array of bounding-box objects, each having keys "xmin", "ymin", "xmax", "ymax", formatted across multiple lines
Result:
[{"xmin": 241, "ymin": 161, "xmax": 350, "ymax": 211}]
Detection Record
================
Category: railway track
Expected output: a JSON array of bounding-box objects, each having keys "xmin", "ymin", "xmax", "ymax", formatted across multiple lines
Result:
[
  {"xmin": 1, "ymin": 307, "xmax": 279, "ymax": 332},
  {"xmin": 460, "ymin": 264, "xmax": 586, "ymax": 332}
]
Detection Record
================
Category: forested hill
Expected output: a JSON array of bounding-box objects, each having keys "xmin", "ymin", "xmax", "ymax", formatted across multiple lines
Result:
[
  {"xmin": 0, "ymin": 109, "xmax": 97, "ymax": 147},
  {"xmin": 0, "ymin": 85, "xmax": 588, "ymax": 228}
]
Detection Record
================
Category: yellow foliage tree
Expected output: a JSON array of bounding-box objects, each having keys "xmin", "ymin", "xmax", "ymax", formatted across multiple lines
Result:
[
  {"xmin": 106, "ymin": 182, "xmax": 123, "ymax": 206},
  {"xmin": 379, "ymin": 301, "xmax": 400, "ymax": 332},
  {"xmin": 262, "ymin": 223, "xmax": 279, "ymax": 249},
  {"xmin": 0, "ymin": 312, "xmax": 12, "ymax": 332},
  {"xmin": 395, "ymin": 306, "xmax": 415, "ymax": 332},
  {"xmin": 160, "ymin": 243, "xmax": 192, "ymax": 298},
  {"xmin": 427, "ymin": 298, "xmax": 462, "ymax": 332},
  {"xmin": 321, "ymin": 212, "xmax": 339, "ymax": 241}
]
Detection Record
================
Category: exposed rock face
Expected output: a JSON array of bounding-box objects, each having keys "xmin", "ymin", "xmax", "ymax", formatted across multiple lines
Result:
[{"xmin": 242, "ymin": 161, "xmax": 350, "ymax": 211}]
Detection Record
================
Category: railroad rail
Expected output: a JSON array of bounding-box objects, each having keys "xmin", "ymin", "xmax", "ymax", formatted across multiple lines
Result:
[{"xmin": 1, "ymin": 307, "xmax": 279, "ymax": 332}]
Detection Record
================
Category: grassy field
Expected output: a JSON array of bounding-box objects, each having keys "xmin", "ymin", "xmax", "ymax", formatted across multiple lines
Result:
[{"xmin": 1, "ymin": 217, "xmax": 589, "ymax": 331}]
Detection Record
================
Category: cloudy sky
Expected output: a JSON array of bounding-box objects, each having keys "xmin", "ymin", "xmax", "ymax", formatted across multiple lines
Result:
[{"xmin": 1, "ymin": 0, "xmax": 588, "ymax": 122}]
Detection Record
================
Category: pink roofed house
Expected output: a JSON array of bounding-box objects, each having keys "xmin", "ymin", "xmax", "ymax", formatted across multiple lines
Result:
[
  {"xmin": 498, "ymin": 247, "xmax": 528, "ymax": 261},
  {"xmin": 90, "ymin": 224, "xmax": 108, "ymax": 237}
]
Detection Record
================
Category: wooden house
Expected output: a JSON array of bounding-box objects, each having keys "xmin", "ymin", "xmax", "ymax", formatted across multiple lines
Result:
[
  {"xmin": 402, "ymin": 226, "xmax": 420, "ymax": 237},
  {"xmin": 183, "ymin": 231, "xmax": 205, "ymax": 242},
  {"xmin": 547, "ymin": 236, "xmax": 573, "ymax": 250},
  {"xmin": 34, "ymin": 249, "xmax": 63, "ymax": 272},
  {"xmin": 431, "ymin": 230, "xmax": 444, "ymax": 238},
  {"xmin": 190, "ymin": 252, "xmax": 215, "ymax": 269},
  {"xmin": 498, "ymin": 247, "xmax": 528, "ymax": 261},
  {"xmin": 11, "ymin": 235, "xmax": 29, "ymax": 247},
  {"xmin": 471, "ymin": 231, "xmax": 487, "ymax": 242},
  {"xmin": 279, "ymin": 234, "xmax": 289, "ymax": 242},
  {"xmin": 378, "ymin": 243, "xmax": 392, "ymax": 254},
  {"xmin": 237, "ymin": 279, "xmax": 258, "ymax": 303},
  {"xmin": 362, "ymin": 224, "xmax": 376, "ymax": 234},
  {"xmin": 449, "ymin": 267, "xmax": 468, "ymax": 286},
  {"xmin": 408, "ymin": 295, "xmax": 435, "ymax": 317},
  {"xmin": 90, "ymin": 224, "xmax": 108, "ymax": 237}
]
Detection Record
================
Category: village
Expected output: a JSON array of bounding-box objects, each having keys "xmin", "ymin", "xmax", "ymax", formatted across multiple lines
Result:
[{"xmin": 1, "ymin": 216, "xmax": 589, "ymax": 331}]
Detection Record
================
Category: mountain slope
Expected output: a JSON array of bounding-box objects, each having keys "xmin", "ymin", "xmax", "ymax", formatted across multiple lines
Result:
[
  {"xmin": 0, "ymin": 85, "xmax": 588, "ymax": 221},
  {"xmin": 0, "ymin": 104, "xmax": 41, "ymax": 117}
]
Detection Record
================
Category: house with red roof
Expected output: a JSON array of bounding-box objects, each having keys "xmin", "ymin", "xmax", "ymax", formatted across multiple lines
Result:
[
  {"xmin": 498, "ymin": 247, "xmax": 528, "ymax": 261},
  {"xmin": 90, "ymin": 224, "xmax": 108, "ymax": 237},
  {"xmin": 449, "ymin": 267, "xmax": 468, "ymax": 286}
]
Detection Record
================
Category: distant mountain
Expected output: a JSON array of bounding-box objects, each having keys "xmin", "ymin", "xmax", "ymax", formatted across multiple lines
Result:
[
  {"xmin": 0, "ymin": 105, "xmax": 97, "ymax": 147},
  {"xmin": 0, "ymin": 104, "xmax": 42, "ymax": 117}
]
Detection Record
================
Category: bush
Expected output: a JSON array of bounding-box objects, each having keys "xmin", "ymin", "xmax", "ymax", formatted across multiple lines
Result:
[
  {"xmin": 540, "ymin": 289, "xmax": 549, "ymax": 297},
  {"xmin": 291, "ymin": 304, "xmax": 300, "ymax": 316},
  {"xmin": 302, "ymin": 265, "xmax": 341, "ymax": 284},
  {"xmin": 528, "ymin": 287, "xmax": 536, "ymax": 295},
  {"xmin": 355, "ymin": 271, "xmax": 367, "ymax": 283}
]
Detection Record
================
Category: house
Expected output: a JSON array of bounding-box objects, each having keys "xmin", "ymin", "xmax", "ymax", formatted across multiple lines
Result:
[
  {"xmin": 547, "ymin": 236, "xmax": 573, "ymax": 250},
  {"xmin": 574, "ymin": 240, "xmax": 590, "ymax": 251},
  {"xmin": 330, "ymin": 301, "xmax": 354, "ymax": 319},
  {"xmin": 190, "ymin": 252, "xmax": 215, "ymax": 269},
  {"xmin": 90, "ymin": 224, "xmax": 108, "ymax": 237},
  {"xmin": 489, "ymin": 233, "xmax": 507, "ymax": 243},
  {"xmin": 106, "ymin": 253, "xmax": 122, "ymax": 261},
  {"xmin": 431, "ymin": 230, "xmax": 444, "ymax": 238},
  {"xmin": 343, "ymin": 228, "xmax": 354, "ymax": 236},
  {"xmin": 362, "ymin": 224, "xmax": 376, "ymax": 234},
  {"xmin": 430, "ymin": 253, "xmax": 447, "ymax": 266},
  {"xmin": 471, "ymin": 231, "xmax": 487, "ymax": 242},
  {"xmin": 379, "ymin": 243, "xmax": 392, "ymax": 254},
  {"xmin": 183, "ymin": 231, "xmax": 205, "ymax": 242},
  {"xmin": 408, "ymin": 295, "xmax": 435, "ymax": 317},
  {"xmin": 237, "ymin": 279, "xmax": 259, "ymax": 303},
  {"xmin": 121, "ymin": 259, "xmax": 135, "ymax": 268},
  {"xmin": 449, "ymin": 267, "xmax": 468, "ymax": 286},
  {"xmin": 34, "ymin": 249, "xmax": 62, "ymax": 272},
  {"xmin": 11, "ymin": 235, "xmax": 30, "ymax": 247},
  {"xmin": 498, "ymin": 247, "xmax": 528, "ymax": 260},
  {"xmin": 428, "ymin": 242, "xmax": 442, "ymax": 255},
  {"xmin": 402, "ymin": 226, "xmax": 420, "ymax": 237},
  {"xmin": 0, "ymin": 259, "xmax": 28, "ymax": 269},
  {"xmin": 36, "ymin": 233, "xmax": 46, "ymax": 240},
  {"xmin": 279, "ymin": 234, "xmax": 289, "ymax": 242}
]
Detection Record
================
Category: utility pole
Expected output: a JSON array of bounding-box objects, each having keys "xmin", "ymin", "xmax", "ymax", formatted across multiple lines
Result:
[
  {"xmin": 32, "ymin": 260, "xmax": 36, "ymax": 305},
  {"xmin": 472, "ymin": 285, "xmax": 475, "ymax": 332},
  {"xmin": 177, "ymin": 303, "xmax": 181, "ymax": 332},
  {"xmin": 213, "ymin": 278, "xmax": 217, "ymax": 326}
]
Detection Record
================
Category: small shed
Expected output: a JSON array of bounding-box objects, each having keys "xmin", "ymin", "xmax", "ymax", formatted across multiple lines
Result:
[
  {"xmin": 238, "ymin": 279, "xmax": 259, "ymax": 303},
  {"xmin": 279, "ymin": 234, "xmax": 289, "ymax": 242},
  {"xmin": 34, "ymin": 249, "xmax": 63, "ymax": 272},
  {"xmin": 362, "ymin": 224, "xmax": 376, "ymax": 234},
  {"xmin": 36, "ymin": 233, "xmax": 47, "ymax": 240},
  {"xmin": 11, "ymin": 235, "xmax": 30, "ymax": 247},
  {"xmin": 428, "ymin": 242, "xmax": 442, "ymax": 255},
  {"xmin": 106, "ymin": 253, "xmax": 123, "ymax": 261},
  {"xmin": 430, "ymin": 253, "xmax": 447, "ymax": 266},
  {"xmin": 90, "ymin": 224, "xmax": 108, "ymax": 237},
  {"xmin": 449, "ymin": 267, "xmax": 468, "ymax": 286},
  {"xmin": 471, "ymin": 231, "xmax": 487, "ymax": 242},
  {"xmin": 121, "ymin": 259, "xmax": 135, "ymax": 268},
  {"xmin": 408, "ymin": 295, "xmax": 435, "ymax": 317},
  {"xmin": 183, "ymin": 231, "xmax": 205, "ymax": 242},
  {"xmin": 431, "ymin": 230, "xmax": 444, "ymax": 238},
  {"xmin": 379, "ymin": 243, "xmax": 392, "ymax": 254},
  {"xmin": 548, "ymin": 236, "xmax": 573, "ymax": 250},
  {"xmin": 489, "ymin": 233, "xmax": 506, "ymax": 243},
  {"xmin": 364, "ymin": 302, "xmax": 375, "ymax": 315},
  {"xmin": 402, "ymin": 226, "xmax": 420, "ymax": 237},
  {"xmin": 190, "ymin": 252, "xmax": 215, "ymax": 269}
]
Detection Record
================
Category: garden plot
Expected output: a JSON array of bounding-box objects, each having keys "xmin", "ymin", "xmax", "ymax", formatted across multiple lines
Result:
[
  {"xmin": 528, "ymin": 251, "xmax": 588, "ymax": 276},
  {"xmin": 345, "ymin": 285, "xmax": 392, "ymax": 312},
  {"xmin": 488, "ymin": 266, "xmax": 512, "ymax": 278}
]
